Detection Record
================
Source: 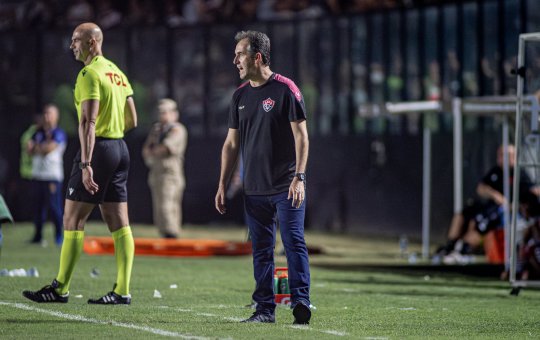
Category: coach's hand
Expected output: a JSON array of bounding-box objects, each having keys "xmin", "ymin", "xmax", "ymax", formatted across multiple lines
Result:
[
  {"xmin": 82, "ymin": 166, "xmax": 99, "ymax": 195},
  {"xmin": 288, "ymin": 178, "xmax": 305, "ymax": 208},
  {"xmin": 215, "ymin": 186, "xmax": 227, "ymax": 214}
]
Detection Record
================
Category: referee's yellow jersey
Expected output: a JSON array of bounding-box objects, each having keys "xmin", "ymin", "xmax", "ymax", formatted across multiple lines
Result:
[{"xmin": 74, "ymin": 56, "xmax": 133, "ymax": 138}]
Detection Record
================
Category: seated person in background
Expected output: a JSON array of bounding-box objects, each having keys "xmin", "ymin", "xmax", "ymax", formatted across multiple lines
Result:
[
  {"xmin": 516, "ymin": 194, "xmax": 540, "ymax": 280},
  {"xmin": 436, "ymin": 144, "xmax": 540, "ymax": 260},
  {"xmin": 519, "ymin": 221, "xmax": 540, "ymax": 280}
]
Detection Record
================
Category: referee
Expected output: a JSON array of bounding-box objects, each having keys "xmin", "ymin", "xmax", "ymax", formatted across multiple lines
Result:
[{"xmin": 23, "ymin": 22, "xmax": 138, "ymax": 305}]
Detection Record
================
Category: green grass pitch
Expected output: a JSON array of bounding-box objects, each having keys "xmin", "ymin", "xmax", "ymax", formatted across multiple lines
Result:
[{"xmin": 1, "ymin": 223, "xmax": 539, "ymax": 339}]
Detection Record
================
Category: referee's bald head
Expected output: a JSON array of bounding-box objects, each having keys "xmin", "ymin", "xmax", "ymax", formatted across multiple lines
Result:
[{"xmin": 74, "ymin": 22, "xmax": 103, "ymax": 46}]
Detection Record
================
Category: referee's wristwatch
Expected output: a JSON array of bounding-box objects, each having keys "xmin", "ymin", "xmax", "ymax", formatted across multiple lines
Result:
[
  {"xmin": 79, "ymin": 161, "xmax": 92, "ymax": 170},
  {"xmin": 295, "ymin": 172, "xmax": 306, "ymax": 182}
]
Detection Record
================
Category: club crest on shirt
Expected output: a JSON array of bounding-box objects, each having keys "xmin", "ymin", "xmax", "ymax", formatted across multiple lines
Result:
[{"xmin": 262, "ymin": 98, "xmax": 275, "ymax": 112}]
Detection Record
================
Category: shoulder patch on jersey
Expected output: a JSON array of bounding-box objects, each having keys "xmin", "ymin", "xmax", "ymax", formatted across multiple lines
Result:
[{"xmin": 273, "ymin": 73, "xmax": 302, "ymax": 102}]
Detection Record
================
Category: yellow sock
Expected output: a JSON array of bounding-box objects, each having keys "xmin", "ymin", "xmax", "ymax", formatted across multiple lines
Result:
[
  {"xmin": 56, "ymin": 230, "xmax": 84, "ymax": 295},
  {"xmin": 112, "ymin": 226, "xmax": 134, "ymax": 296}
]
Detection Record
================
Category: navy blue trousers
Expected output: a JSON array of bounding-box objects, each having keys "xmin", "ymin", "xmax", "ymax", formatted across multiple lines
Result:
[
  {"xmin": 244, "ymin": 191, "xmax": 310, "ymax": 313},
  {"xmin": 32, "ymin": 180, "xmax": 63, "ymax": 243}
]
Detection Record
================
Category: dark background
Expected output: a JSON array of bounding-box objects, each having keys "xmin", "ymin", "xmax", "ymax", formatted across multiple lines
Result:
[{"xmin": 0, "ymin": 0, "xmax": 534, "ymax": 241}]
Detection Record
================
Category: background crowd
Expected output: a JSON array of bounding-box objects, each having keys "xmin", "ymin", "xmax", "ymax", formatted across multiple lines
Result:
[{"xmin": 0, "ymin": 0, "xmax": 433, "ymax": 31}]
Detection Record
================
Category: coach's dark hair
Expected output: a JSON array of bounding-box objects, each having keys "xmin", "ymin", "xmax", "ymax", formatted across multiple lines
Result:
[{"xmin": 235, "ymin": 30, "xmax": 271, "ymax": 66}]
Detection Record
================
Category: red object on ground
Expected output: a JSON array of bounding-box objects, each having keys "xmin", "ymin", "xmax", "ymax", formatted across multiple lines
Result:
[
  {"xmin": 274, "ymin": 267, "xmax": 291, "ymax": 305},
  {"xmin": 484, "ymin": 229, "xmax": 505, "ymax": 264},
  {"xmin": 83, "ymin": 237, "xmax": 252, "ymax": 257}
]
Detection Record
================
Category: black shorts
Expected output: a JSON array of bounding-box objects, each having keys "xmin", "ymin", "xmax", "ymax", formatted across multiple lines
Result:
[{"xmin": 66, "ymin": 138, "xmax": 130, "ymax": 204}]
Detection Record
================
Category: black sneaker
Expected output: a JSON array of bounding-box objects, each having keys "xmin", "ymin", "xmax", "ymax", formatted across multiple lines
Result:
[
  {"xmin": 293, "ymin": 302, "xmax": 311, "ymax": 325},
  {"xmin": 22, "ymin": 279, "xmax": 68, "ymax": 303},
  {"xmin": 88, "ymin": 287, "xmax": 131, "ymax": 305},
  {"xmin": 241, "ymin": 311, "xmax": 275, "ymax": 323}
]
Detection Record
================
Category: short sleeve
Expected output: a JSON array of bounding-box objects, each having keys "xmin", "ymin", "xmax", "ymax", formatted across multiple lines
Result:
[
  {"xmin": 53, "ymin": 129, "xmax": 67, "ymax": 145},
  {"xmin": 285, "ymin": 87, "xmax": 307, "ymax": 122},
  {"xmin": 228, "ymin": 91, "xmax": 240, "ymax": 129},
  {"xmin": 78, "ymin": 68, "xmax": 101, "ymax": 101}
]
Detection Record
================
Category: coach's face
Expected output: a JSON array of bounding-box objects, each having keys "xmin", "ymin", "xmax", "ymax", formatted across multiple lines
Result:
[
  {"xmin": 70, "ymin": 29, "xmax": 90, "ymax": 63},
  {"xmin": 233, "ymin": 39, "xmax": 256, "ymax": 81}
]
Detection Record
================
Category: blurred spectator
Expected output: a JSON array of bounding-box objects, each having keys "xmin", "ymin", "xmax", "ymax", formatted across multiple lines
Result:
[
  {"xmin": 198, "ymin": 0, "xmax": 226, "ymax": 23},
  {"xmin": 124, "ymin": 0, "xmax": 144, "ymax": 26},
  {"xmin": 20, "ymin": 115, "xmax": 40, "ymax": 182},
  {"xmin": 17, "ymin": 0, "xmax": 56, "ymax": 29},
  {"xmin": 518, "ymin": 217, "xmax": 540, "ymax": 280},
  {"xmin": 95, "ymin": 0, "xmax": 122, "ymax": 29},
  {"xmin": 0, "ymin": 0, "xmax": 422, "ymax": 30},
  {"xmin": 180, "ymin": 0, "xmax": 224, "ymax": 24},
  {"xmin": 65, "ymin": 0, "xmax": 94, "ymax": 26},
  {"xmin": 258, "ymin": 0, "xmax": 328, "ymax": 20},
  {"xmin": 163, "ymin": 0, "xmax": 184, "ymax": 27},
  {"xmin": 0, "ymin": 3, "xmax": 17, "ymax": 30},
  {"xmin": 27, "ymin": 104, "xmax": 67, "ymax": 246},
  {"xmin": 347, "ymin": 0, "xmax": 383, "ymax": 12},
  {"xmin": 142, "ymin": 99, "xmax": 188, "ymax": 238},
  {"xmin": 221, "ymin": 0, "xmax": 259, "ymax": 23},
  {"xmin": 424, "ymin": 60, "xmax": 441, "ymax": 100}
]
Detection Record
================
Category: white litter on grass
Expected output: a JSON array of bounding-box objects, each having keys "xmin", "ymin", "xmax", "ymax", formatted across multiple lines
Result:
[
  {"xmin": 423, "ymin": 275, "xmax": 431, "ymax": 281},
  {"xmin": 196, "ymin": 313, "xmax": 216, "ymax": 317},
  {"xmin": 90, "ymin": 268, "xmax": 99, "ymax": 278},
  {"xmin": 8, "ymin": 268, "xmax": 27, "ymax": 277},
  {"xmin": 0, "ymin": 301, "xmax": 211, "ymax": 339},
  {"xmin": 165, "ymin": 306, "xmax": 193, "ymax": 313},
  {"xmin": 170, "ymin": 284, "xmax": 178, "ymax": 289},
  {"xmin": 321, "ymin": 330, "xmax": 347, "ymax": 336},
  {"xmin": 223, "ymin": 316, "xmax": 244, "ymax": 322},
  {"xmin": 290, "ymin": 324, "xmax": 309, "ymax": 329},
  {"xmin": 341, "ymin": 288, "xmax": 357, "ymax": 293},
  {"xmin": 153, "ymin": 289, "xmax": 162, "ymax": 298},
  {"xmin": 27, "ymin": 267, "xmax": 39, "ymax": 277},
  {"xmin": 289, "ymin": 324, "xmax": 349, "ymax": 337},
  {"xmin": 74, "ymin": 295, "xmax": 83, "ymax": 299}
]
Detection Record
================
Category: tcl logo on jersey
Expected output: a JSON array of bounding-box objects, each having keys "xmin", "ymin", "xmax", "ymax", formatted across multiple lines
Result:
[
  {"xmin": 105, "ymin": 72, "xmax": 127, "ymax": 87},
  {"xmin": 262, "ymin": 97, "xmax": 275, "ymax": 112}
]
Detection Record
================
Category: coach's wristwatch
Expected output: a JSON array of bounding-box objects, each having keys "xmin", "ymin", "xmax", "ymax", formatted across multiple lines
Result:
[
  {"xmin": 295, "ymin": 173, "xmax": 306, "ymax": 182},
  {"xmin": 79, "ymin": 161, "xmax": 92, "ymax": 170}
]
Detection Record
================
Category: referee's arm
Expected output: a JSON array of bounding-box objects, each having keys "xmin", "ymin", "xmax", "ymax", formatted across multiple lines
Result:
[
  {"xmin": 79, "ymin": 98, "xmax": 99, "ymax": 195},
  {"xmin": 124, "ymin": 96, "xmax": 137, "ymax": 132}
]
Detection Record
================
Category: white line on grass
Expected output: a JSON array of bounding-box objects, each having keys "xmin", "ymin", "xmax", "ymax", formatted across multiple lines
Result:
[{"xmin": 0, "ymin": 301, "xmax": 210, "ymax": 339}]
